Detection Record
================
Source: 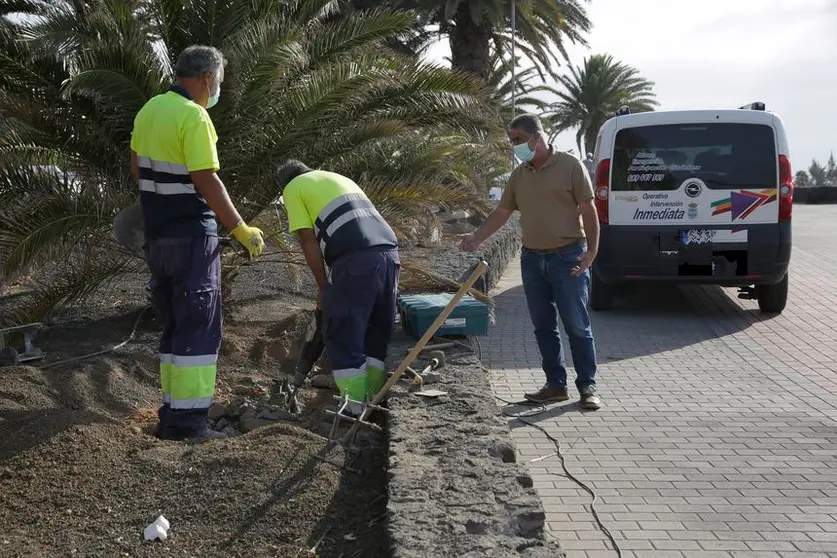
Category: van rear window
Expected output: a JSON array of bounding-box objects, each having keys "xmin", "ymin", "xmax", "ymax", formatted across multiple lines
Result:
[{"xmin": 611, "ymin": 123, "xmax": 777, "ymax": 191}]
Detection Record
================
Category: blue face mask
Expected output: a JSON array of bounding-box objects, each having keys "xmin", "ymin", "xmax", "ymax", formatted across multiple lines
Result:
[{"xmin": 513, "ymin": 141, "xmax": 535, "ymax": 162}]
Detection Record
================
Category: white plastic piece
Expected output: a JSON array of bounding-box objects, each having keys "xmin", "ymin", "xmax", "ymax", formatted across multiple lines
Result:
[
  {"xmin": 144, "ymin": 523, "xmax": 167, "ymax": 542},
  {"xmin": 153, "ymin": 515, "xmax": 170, "ymax": 531}
]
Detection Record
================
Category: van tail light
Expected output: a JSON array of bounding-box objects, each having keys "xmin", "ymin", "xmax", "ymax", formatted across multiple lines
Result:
[
  {"xmin": 778, "ymin": 155, "xmax": 793, "ymax": 222},
  {"xmin": 593, "ymin": 159, "xmax": 610, "ymax": 224}
]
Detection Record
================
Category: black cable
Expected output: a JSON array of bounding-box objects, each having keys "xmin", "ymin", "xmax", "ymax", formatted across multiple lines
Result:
[
  {"xmin": 494, "ymin": 393, "xmax": 622, "ymax": 557},
  {"xmin": 430, "ymin": 335, "xmax": 621, "ymax": 556},
  {"xmin": 39, "ymin": 306, "xmax": 150, "ymax": 370}
]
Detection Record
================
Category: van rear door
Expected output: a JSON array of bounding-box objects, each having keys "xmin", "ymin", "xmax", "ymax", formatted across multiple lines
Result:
[{"xmin": 608, "ymin": 122, "xmax": 779, "ymax": 228}]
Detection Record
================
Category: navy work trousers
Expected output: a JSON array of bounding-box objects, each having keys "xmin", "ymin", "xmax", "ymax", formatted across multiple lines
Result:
[
  {"xmin": 144, "ymin": 235, "xmax": 222, "ymax": 440},
  {"xmin": 323, "ymin": 248, "xmax": 400, "ymax": 410}
]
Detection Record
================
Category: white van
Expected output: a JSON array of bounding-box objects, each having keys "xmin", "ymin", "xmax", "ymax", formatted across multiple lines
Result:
[{"xmin": 589, "ymin": 102, "xmax": 793, "ymax": 313}]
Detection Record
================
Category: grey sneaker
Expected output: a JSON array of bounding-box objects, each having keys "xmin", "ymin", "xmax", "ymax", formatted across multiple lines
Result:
[
  {"xmin": 524, "ymin": 384, "xmax": 569, "ymax": 404},
  {"xmin": 580, "ymin": 386, "xmax": 602, "ymax": 410}
]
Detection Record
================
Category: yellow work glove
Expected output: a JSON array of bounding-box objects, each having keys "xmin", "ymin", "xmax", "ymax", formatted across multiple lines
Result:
[{"xmin": 230, "ymin": 221, "xmax": 265, "ymax": 260}]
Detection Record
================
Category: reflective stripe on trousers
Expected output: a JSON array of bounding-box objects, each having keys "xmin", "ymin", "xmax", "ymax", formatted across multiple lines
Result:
[
  {"xmin": 333, "ymin": 363, "xmax": 368, "ymax": 414},
  {"xmin": 366, "ymin": 356, "xmax": 386, "ymax": 396}
]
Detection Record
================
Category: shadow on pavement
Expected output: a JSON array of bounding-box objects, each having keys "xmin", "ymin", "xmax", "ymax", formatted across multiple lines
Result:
[{"xmin": 489, "ymin": 282, "xmax": 775, "ymax": 367}]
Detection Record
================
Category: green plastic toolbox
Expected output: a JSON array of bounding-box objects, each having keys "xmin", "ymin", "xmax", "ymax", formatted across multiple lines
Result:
[{"xmin": 398, "ymin": 293, "xmax": 489, "ymax": 340}]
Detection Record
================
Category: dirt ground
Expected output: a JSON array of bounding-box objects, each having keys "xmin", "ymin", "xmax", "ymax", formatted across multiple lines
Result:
[
  {"xmin": 0, "ymin": 212, "xmax": 486, "ymax": 558},
  {"xmin": 0, "ymin": 257, "xmax": 389, "ymax": 557}
]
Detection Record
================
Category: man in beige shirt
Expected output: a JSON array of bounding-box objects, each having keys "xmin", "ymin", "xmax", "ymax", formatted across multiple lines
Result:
[{"xmin": 460, "ymin": 114, "xmax": 602, "ymax": 410}]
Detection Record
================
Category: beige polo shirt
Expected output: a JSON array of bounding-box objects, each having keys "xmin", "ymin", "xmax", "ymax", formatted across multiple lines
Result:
[{"xmin": 499, "ymin": 147, "xmax": 594, "ymax": 250}]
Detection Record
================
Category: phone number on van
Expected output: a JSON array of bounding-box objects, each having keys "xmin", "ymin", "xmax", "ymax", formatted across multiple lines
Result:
[{"xmin": 627, "ymin": 173, "xmax": 666, "ymax": 182}]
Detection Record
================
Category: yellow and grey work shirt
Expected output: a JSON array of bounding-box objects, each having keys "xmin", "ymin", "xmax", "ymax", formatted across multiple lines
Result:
[
  {"xmin": 130, "ymin": 85, "xmax": 220, "ymax": 240},
  {"xmin": 282, "ymin": 170, "xmax": 398, "ymax": 266}
]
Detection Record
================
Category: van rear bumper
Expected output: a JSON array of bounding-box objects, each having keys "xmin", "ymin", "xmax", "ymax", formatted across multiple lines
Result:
[{"xmin": 594, "ymin": 221, "xmax": 791, "ymax": 286}]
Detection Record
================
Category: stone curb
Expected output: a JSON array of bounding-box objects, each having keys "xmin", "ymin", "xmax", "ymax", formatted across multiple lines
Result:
[{"xmin": 386, "ymin": 218, "xmax": 565, "ymax": 557}]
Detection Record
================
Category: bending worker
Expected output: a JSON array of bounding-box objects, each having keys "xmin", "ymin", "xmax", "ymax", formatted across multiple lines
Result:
[
  {"xmin": 276, "ymin": 160, "xmax": 400, "ymax": 416},
  {"xmin": 130, "ymin": 45, "xmax": 265, "ymax": 442}
]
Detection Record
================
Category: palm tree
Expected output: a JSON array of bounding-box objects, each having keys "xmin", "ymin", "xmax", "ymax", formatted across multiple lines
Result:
[
  {"xmin": 546, "ymin": 54, "xmax": 658, "ymax": 156},
  {"xmin": 350, "ymin": 0, "xmax": 591, "ymax": 80},
  {"xmin": 485, "ymin": 51, "xmax": 558, "ymax": 123},
  {"xmin": 0, "ymin": 0, "xmax": 505, "ymax": 325}
]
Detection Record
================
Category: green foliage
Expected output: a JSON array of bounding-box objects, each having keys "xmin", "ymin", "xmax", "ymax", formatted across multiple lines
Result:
[
  {"xmin": 0, "ymin": 0, "xmax": 505, "ymax": 324},
  {"xmin": 545, "ymin": 53, "xmax": 658, "ymax": 156},
  {"xmin": 795, "ymin": 153, "xmax": 837, "ymax": 188},
  {"xmin": 393, "ymin": 0, "xmax": 592, "ymax": 79},
  {"xmin": 485, "ymin": 50, "xmax": 558, "ymax": 124}
]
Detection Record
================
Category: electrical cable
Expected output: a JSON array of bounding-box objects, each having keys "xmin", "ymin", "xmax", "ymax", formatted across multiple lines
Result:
[
  {"xmin": 493, "ymin": 393, "xmax": 622, "ymax": 557},
  {"xmin": 459, "ymin": 335, "xmax": 621, "ymax": 556},
  {"xmin": 39, "ymin": 306, "xmax": 150, "ymax": 370}
]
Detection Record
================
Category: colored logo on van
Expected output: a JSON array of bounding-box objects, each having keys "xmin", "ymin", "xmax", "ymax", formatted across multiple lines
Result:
[
  {"xmin": 711, "ymin": 189, "xmax": 777, "ymax": 221},
  {"xmin": 687, "ymin": 202, "xmax": 698, "ymax": 219}
]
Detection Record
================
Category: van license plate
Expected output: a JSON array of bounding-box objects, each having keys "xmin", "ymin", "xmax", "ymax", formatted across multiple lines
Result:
[{"xmin": 680, "ymin": 230, "xmax": 716, "ymax": 246}]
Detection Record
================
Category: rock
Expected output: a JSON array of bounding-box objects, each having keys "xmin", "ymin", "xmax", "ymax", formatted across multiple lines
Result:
[
  {"xmin": 416, "ymin": 221, "xmax": 442, "ymax": 248},
  {"xmin": 489, "ymin": 440, "xmax": 516, "ymax": 463},
  {"xmin": 511, "ymin": 509, "xmax": 546, "ymax": 539},
  {"xmin": 422, "ymin": 372, "xmax": 442, "ymax": 385},
  {"xmin": 238, "ymin": 404, "xmax": 258, "ymax": 423},
  {"xmin": 516, "ymin": 474, "xmax": 534, "ymax": 489},
  {"xmin": 221, "ymin": 425, "xmax": 239, "ymax": 436},
  {"xmin": 257, "ymin": 406, "xmax": 297, "ymax": 422},
  {"xmin": 451, "ymin": 209, "xmax": 470, "ymax": 220},
  {"xmin": 467, "ymin": 212, "xmax": 485, "ymax": 227},
  {"xmin": 240, "ymin": 418, "xmax": 275, "ymax": 433},
  {"xmin": 233, "ymin": 384, "xmax": 268, "ymax": 398},
  {"xmin": 310, "ymin": 374, "xmax": 336, "ymax": 389},
  {"xmin": 447, "ymin": 221, "xmax": 473, "ymax": 235},
  {"xmin": 207, "ymin": 403, "xmax": 227, "ymax": 421},
  {"xmin": 464, "ymin": 519, "xmax": 489, "ymax": 535},
  {"xmin": 215, "ymin": 418, "xmax": 230, "ymax": 431}
]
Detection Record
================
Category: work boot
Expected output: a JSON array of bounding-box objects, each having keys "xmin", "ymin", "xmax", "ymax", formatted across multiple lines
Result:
[
  {"xmin": 524, "ymin": 384, "xmax": 569, "ymax": 404},
  {"xmin": 184, "ymin": 428, "xmax": 229, "ymax": 444},
  {"xmin": 580, "ymin": 386, "xmax": 602, "ymax": 410}
]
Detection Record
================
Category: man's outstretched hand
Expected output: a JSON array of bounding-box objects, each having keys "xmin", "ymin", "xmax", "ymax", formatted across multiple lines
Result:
[
  {"xmin": 571, "ymin": 249, "xmax": 597, "ymax": 277},
  {"xmin": 458, "ymin": 233, "xmax": 480, "ymax": 252}
]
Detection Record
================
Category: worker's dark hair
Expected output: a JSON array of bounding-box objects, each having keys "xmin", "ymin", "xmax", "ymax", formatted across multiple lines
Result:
[
  {"xmin": 276, "ymin": 159, "xmax": 312, "ymax": 192},
  {"xmin": 509, "ymin": 113, "xmax": 544, "ymax": 135}
]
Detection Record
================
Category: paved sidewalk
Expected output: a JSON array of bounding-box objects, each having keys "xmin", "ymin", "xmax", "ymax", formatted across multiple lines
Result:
[{"xmin": 484, "ymin": 205, "xmax": 837, "ymax": 558}]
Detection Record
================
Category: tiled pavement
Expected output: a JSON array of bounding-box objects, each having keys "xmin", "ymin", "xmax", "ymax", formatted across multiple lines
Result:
[{"xmin": 484, "ymin": 205, "xmax": 837, "ymax": 558}]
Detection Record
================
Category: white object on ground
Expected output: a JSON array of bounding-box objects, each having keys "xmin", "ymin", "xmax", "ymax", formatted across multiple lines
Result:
[
  {"xmin": 153, "ymin": 515, "xmax": 170, "ymax": 531},
  {"xmin": 144, "ymin": 514, "xmax": 171, "ymax": 541},
  {"xmin": 144, "ymin": 523, "xmax": 167, "ymax": 541}
]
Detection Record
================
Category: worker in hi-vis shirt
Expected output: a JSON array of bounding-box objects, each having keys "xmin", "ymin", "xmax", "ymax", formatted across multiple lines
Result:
[
  {"xmin": 130, "ymin": 45, "xmax": 265, "ymax": 442},
  {"xmin": 276, "ymin": 160, "xmax": 400, "ymax": 416}
]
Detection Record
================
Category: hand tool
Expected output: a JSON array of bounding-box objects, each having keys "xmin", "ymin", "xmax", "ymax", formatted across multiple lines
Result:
[{"xmin": 276, "ymin": 308, "xmax": 323, "ymax": 415}]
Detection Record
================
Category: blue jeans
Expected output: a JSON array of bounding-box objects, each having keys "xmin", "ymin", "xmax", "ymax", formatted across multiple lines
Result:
[{"xmin": 521, "ymin": 245, "xmax": 597, "ymax": 392}]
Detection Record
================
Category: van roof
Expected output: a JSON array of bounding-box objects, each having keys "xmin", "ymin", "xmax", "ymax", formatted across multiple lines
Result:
[{"xmin": 608, "ymin": 108, "xmax": 780, "ymax": 128}]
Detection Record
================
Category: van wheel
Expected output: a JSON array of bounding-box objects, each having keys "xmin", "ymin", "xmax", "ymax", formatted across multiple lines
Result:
[
  {"xmin": 756, "ymin": 273, "xmax": 788, "ymax": 314},
  {"xmin": 589, "ymin": 269, "xmax": 614, "ymax": 311}
]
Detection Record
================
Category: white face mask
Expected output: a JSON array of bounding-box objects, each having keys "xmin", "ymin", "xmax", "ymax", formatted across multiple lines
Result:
[{"xmin": 205, "ymin": 73, "xmax": 221, "ymax": 109}]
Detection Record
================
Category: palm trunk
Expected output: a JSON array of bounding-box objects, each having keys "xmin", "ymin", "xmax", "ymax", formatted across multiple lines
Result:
[{"xmin": 449, "ymin": 4, "xmax": 492, "ymax": 80}]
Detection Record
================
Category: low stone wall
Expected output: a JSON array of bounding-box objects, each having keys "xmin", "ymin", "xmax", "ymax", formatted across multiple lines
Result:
[
  {"xmin": 459, "ymin": 214, "xmax": 521, "ymax": 293},
  {"xmin": 386, "ymin": 219, "xmax": 564, "ymax": 557}
]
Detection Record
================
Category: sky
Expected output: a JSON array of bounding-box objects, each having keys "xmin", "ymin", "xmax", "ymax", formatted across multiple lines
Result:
[{"xmin": 425, "ymin": 0, "xmax": 837, "ymax": 170}]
